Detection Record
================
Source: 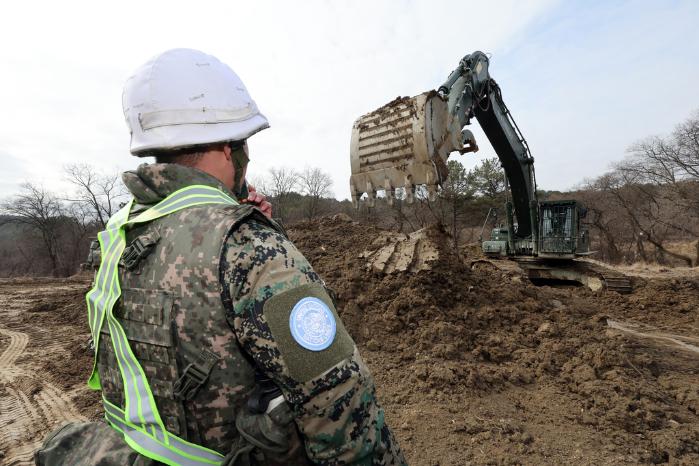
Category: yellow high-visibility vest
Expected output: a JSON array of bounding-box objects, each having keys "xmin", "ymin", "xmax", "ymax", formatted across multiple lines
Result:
[{"xmin": 86, "ymin": 185, "xmax": 238, "ymax": 466}]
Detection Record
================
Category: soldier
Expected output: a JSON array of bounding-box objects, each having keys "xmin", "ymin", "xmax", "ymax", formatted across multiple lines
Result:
[
  {"xmin": 82, "ymin": 238, "xmax": 101, "ymax": 277},
  {"xmin": 35, "ymin": 49, "xmax": 405, "ymax": 465}
]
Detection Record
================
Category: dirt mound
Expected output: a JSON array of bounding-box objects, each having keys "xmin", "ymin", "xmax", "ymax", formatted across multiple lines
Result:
[
  {"xmin": 360, "ymin": 227, "xmax": 441, "ymax": 274},
  {"xmin": 289, "ymin": 217, "xmax": 699, "ymax": 465},
  {"xmin": 291, "ymin": 218, "xmax": 590, "ymax": 392},
  {"xmin": 1, "ymin": 218, "xmax": 697, "ymax": 465}
]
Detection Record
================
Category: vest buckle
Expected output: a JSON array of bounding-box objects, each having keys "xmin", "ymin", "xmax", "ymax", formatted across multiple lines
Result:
[
  {"xmin": 173, "ymin": 349, "xmax": 220, "ymax": 400},
  {"xmin": 120, "ymin": 232, "xmax": 160, "ymax": 270}
]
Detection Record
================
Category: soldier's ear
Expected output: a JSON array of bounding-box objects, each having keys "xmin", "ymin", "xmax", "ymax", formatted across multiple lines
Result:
[{"xmin": 222, "ymin": 144, "xmax": 232, "ymax": 162}]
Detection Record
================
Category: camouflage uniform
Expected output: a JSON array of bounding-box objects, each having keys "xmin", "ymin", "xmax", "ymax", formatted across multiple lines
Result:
[{"xmin": 36, "ymin": 163, "xmax": 405, "ymax": 466}]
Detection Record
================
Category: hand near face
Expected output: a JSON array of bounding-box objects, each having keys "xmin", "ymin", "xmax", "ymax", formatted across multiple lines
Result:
[{"xmin": 243, "ymin": 184, "xmax": 273, "ymax": 219}]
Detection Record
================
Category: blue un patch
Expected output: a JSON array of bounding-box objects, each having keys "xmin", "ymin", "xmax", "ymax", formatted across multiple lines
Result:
[{"xmin": 289, "ymin": 297, "xmax": 337, "ymax": 351}]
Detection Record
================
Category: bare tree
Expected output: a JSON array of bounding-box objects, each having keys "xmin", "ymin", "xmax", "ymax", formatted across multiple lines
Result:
[
  {"xmin": 674, "ymin": 111, "xmax": 699, "ymax": 179},
  {"xmin": 440, "ymin": 160, "xmax": 476, "ymax": 248},
  {"xmin": 63, "ymin": 201, "xmax": 98, "ymax": 270},
  {"xmin": 1, "ymin": 183, "xmax": 64, "ymax": 275},
  {"xmin": 576, "ymin": 178, "xmax": 625, "ymax": 263},
  {"xmin": 246, "ymin": 175, "xmax": 269, "ymax": 197},
  {"xmin": 64, "ymin": 163, "xmax": 127, "ymax": 228},
  {"xmin": 577, "ymin": 110, "xmax": 699, "ymax": 266},
  {"xmin": 267, "ymin": 167, "xmax": 299, "ymax": 222},
  {"xmin": 385, "ymin": 188, "xmax": 417, "ymax": 234},
  {"xmin": 626, "ymin": 110, "xmax": 699, "ymax": 185},
  {"xmin": 624, "ymin": 121, "xmax": 699, "ymax": 217},
  {"xmin": 298, "ymin": 167, "xmax": 333, "ymax": 220},
  {"xmin": 593, "ymin": 167, "xmax": 695, "ymax": 266},
  {"xmin": 620, "ymin": 111, "xmax": 699, "ymax": 264}
]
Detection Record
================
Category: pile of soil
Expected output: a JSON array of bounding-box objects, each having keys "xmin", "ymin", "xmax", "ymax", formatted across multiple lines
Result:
[
  {"xmin": 1, "ymin": 218, "xmax": 697, "ymax": 465},
  {"xmin": 289, "ymin": 217, "xmax": 699, "ymax": 465}
]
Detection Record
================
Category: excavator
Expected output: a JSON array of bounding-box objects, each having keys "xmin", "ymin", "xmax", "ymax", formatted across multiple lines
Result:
[{"xmin": 349, "ymin": 51, "xmax": 631, "ymax": 293}]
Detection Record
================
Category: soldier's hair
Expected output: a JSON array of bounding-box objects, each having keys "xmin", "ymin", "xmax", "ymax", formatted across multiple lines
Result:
[{"xmin": 152, "ymin": 143, "xmax": 227, "ymax": 167}]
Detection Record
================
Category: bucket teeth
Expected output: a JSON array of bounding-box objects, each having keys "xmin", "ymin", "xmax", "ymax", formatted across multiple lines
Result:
[
  {"xmin": 365, "ymin": 184, "xmax": 376, "ymax": 207},
  {"xmin": 349, "ymin": 91, "xmax": 474, "ymax": 208},
  {"xmin": 403, "ymin": 175, "xmax": 415, "ymax": 204},
  {"xmin": 350, "ymin": 179, "xmax": 358, "ymax": 207},
  {"xmin": 427, "ymin": 184, "xmax": 437, "ymax": 201},
  {"xmin": 425, "ymin": 170, "xmax": 438, "ymax": 201},
  {"xmin": 384, "ymin": 179, "xmax": 394, "ymax": 206},
  {"xmin": 405, "ymin": 185, "xmax": 415, "ymax": 204}
]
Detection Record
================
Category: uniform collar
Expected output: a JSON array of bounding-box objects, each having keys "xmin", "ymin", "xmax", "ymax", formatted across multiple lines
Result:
[{"xmin": 122, "ymin": 163, "xmax": 235, "ymax": 205}]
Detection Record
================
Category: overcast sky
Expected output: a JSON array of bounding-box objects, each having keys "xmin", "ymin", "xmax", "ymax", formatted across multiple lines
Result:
[{"xmin": 1, "ymin": 0, "xmax": 698, "ymax": 201}]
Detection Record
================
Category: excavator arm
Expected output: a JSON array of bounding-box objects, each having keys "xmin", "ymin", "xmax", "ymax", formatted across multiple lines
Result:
[
  {"xmin": 440, "ymin": 51, "xmax": 537, "ymax": 239},
  {"xmin": 350, "ymin": 51, "xmax": 537, "ymax": 240},
  {"xmin": 350, "ymin": 52, "xmax": 631, "ymax": 293},
  {"xmin": 349, "ymin": 52, "xmax": 629, "ymax": 292}
]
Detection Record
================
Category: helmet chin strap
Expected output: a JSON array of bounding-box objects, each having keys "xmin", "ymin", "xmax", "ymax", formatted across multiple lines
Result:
[{"xmin": 230, "ymin": 143, "xmax": 249, "ymax": 199}]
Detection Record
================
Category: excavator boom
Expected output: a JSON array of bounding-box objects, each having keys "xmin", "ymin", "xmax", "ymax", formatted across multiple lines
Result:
[
  {"xmin": 349, "ymin": 52, "xmax": 629, "ymax": 292},
  {"xmin": 350, "ymin": 52, "xmax": 536, "ymax": 238}
]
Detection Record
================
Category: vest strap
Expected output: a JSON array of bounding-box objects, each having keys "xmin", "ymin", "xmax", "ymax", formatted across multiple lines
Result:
[
  {"xmin": 174, "ymin": 349, "xmax": 221, "ymax": 401},
  {"xmin": 120, "ymin": 231, "xmax": 161, "ymax": 270},
  {"xmin": 104, "ymin": 397, "xmax": 223, "ymax": 466},
  {"xmin": 86, "ymin": 184, "xmax": 240, "ymax": 466}
]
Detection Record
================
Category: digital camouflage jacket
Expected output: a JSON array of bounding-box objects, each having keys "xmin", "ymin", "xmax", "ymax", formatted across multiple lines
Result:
[{"xmin": 95, "ymin": 163, "xmax": 405, "ymax": 466}]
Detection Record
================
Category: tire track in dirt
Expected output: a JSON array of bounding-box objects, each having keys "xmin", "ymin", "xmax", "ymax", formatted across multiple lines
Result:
[
  {"xmin": 0, "ymin": 282, "xmax": 88, "ymax": 466},
  {"xmin": 0, "ymin": 328, "xmax": 28, "ymax": 376},
  {"xmin": 1, "ymin": 449, "xmax": 36, "ymax": 466},
  {"xmin": 0, "ymin": 388, "xmax": 32, "ymax": 466},
  {"xmin": 0, "ymin": 381, "xmax": 87, "ymax": 466},
  {"xmin": 607, "ymin": 319, "xmax": 699, "ymax": 355},
  {"xmin": 38, "ymin": 385, "xmax": 85, "ymax": 424}
]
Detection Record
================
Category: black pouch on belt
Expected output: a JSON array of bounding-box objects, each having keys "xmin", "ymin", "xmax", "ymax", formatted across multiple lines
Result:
[{"xmin": 222, "ymin": 372, "xmax": 311, "ymax": 466}]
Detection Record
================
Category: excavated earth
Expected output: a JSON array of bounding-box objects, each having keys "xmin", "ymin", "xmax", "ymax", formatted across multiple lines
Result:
[{"xmin": 0, "ymin": 217, "xmax": 697, "ymax": 465}]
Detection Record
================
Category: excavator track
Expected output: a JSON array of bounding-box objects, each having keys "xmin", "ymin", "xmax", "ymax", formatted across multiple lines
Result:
[
  {"xmin": 515, "ymin": 258, "xmax": 632, "ymax": 294},
  {"xmin": 595, "ymin": 269, "xmax": 633, "ymax": 294}
]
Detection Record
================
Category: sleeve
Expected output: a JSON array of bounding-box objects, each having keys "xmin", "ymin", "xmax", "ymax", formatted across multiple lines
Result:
[{"xmin": 220, "ymin": 220, "xmax": 406, "ymax": 465}]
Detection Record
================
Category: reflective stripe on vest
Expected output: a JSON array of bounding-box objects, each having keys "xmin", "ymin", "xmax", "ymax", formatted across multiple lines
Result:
[{"xmin": 86, "ymin": 185, "xmax": 238, "ymax": 466}]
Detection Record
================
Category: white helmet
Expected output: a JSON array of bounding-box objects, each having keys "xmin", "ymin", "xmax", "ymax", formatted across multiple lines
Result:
[{"xmin": 122, "ymin": 48, "xmax": 269, "ymax": 156}]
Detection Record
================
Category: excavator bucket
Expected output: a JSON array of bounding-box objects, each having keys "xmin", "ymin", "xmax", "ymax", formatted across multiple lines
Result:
[{"xmin": 349, "ymin": 91, "xmax": 477, "ymax": 206}]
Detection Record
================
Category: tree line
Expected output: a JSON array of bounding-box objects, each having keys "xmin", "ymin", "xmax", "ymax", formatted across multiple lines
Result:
[
  {"xmin": 352, "ymin": 110, "xmax": 699, "ymax": 267},
  {"xmin": 0, "ymin": 165, "xmax": 127, "ymax": 277},
  {"xmin": 577, "ymin": 110, "xmax": 699, "ymax": 266},
  {"xmin": 1, "ymin": 110, "xmax": 696, "ymax": 277},
  {"xmin": 250, "ymin": 166, "xmax": 337, "ymax": 223},
  {"xmin": 0, "ymin": 164, "xmax": 340, "ymax": 277}
]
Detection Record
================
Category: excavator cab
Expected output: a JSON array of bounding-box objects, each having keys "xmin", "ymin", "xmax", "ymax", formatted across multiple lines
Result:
[
  {"xmin": 538, "ymin": 200, "xmax": 589, "ymax": 259},
  {"xmin": 481, "ymin": 201, "xmax": 590, "ymax": 259}
]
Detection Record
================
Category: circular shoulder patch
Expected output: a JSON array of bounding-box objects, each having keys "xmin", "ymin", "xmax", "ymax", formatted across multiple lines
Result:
[{"xmin": 289, "ymin": 297, "xmax": 337, "ymax": 351}]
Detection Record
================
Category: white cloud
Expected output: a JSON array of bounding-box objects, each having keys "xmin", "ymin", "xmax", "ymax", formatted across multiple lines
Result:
[
  {"xmin": 463, "ymin": 1, "xmax": 699, "ymax": 190},
  {"xmin": 0, "ymin": 151, "xmax": 29, "ymax": 195},
  {"xmin": 1, "ymin": 0, "xmax": 696, "ymax": 201}
]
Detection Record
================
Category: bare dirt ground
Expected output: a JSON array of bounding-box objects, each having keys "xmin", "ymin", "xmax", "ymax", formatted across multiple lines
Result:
[
  {"xmin": 289, "ymin": 218, "xmax": 699, "ymax": 465},
  {"xmin": 0, "ymin": 278, "xmax": 98, "ymax": 466},
  {"xmin": 0, "ymin": 217, "xmax": 697, "ymax": 465}
]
